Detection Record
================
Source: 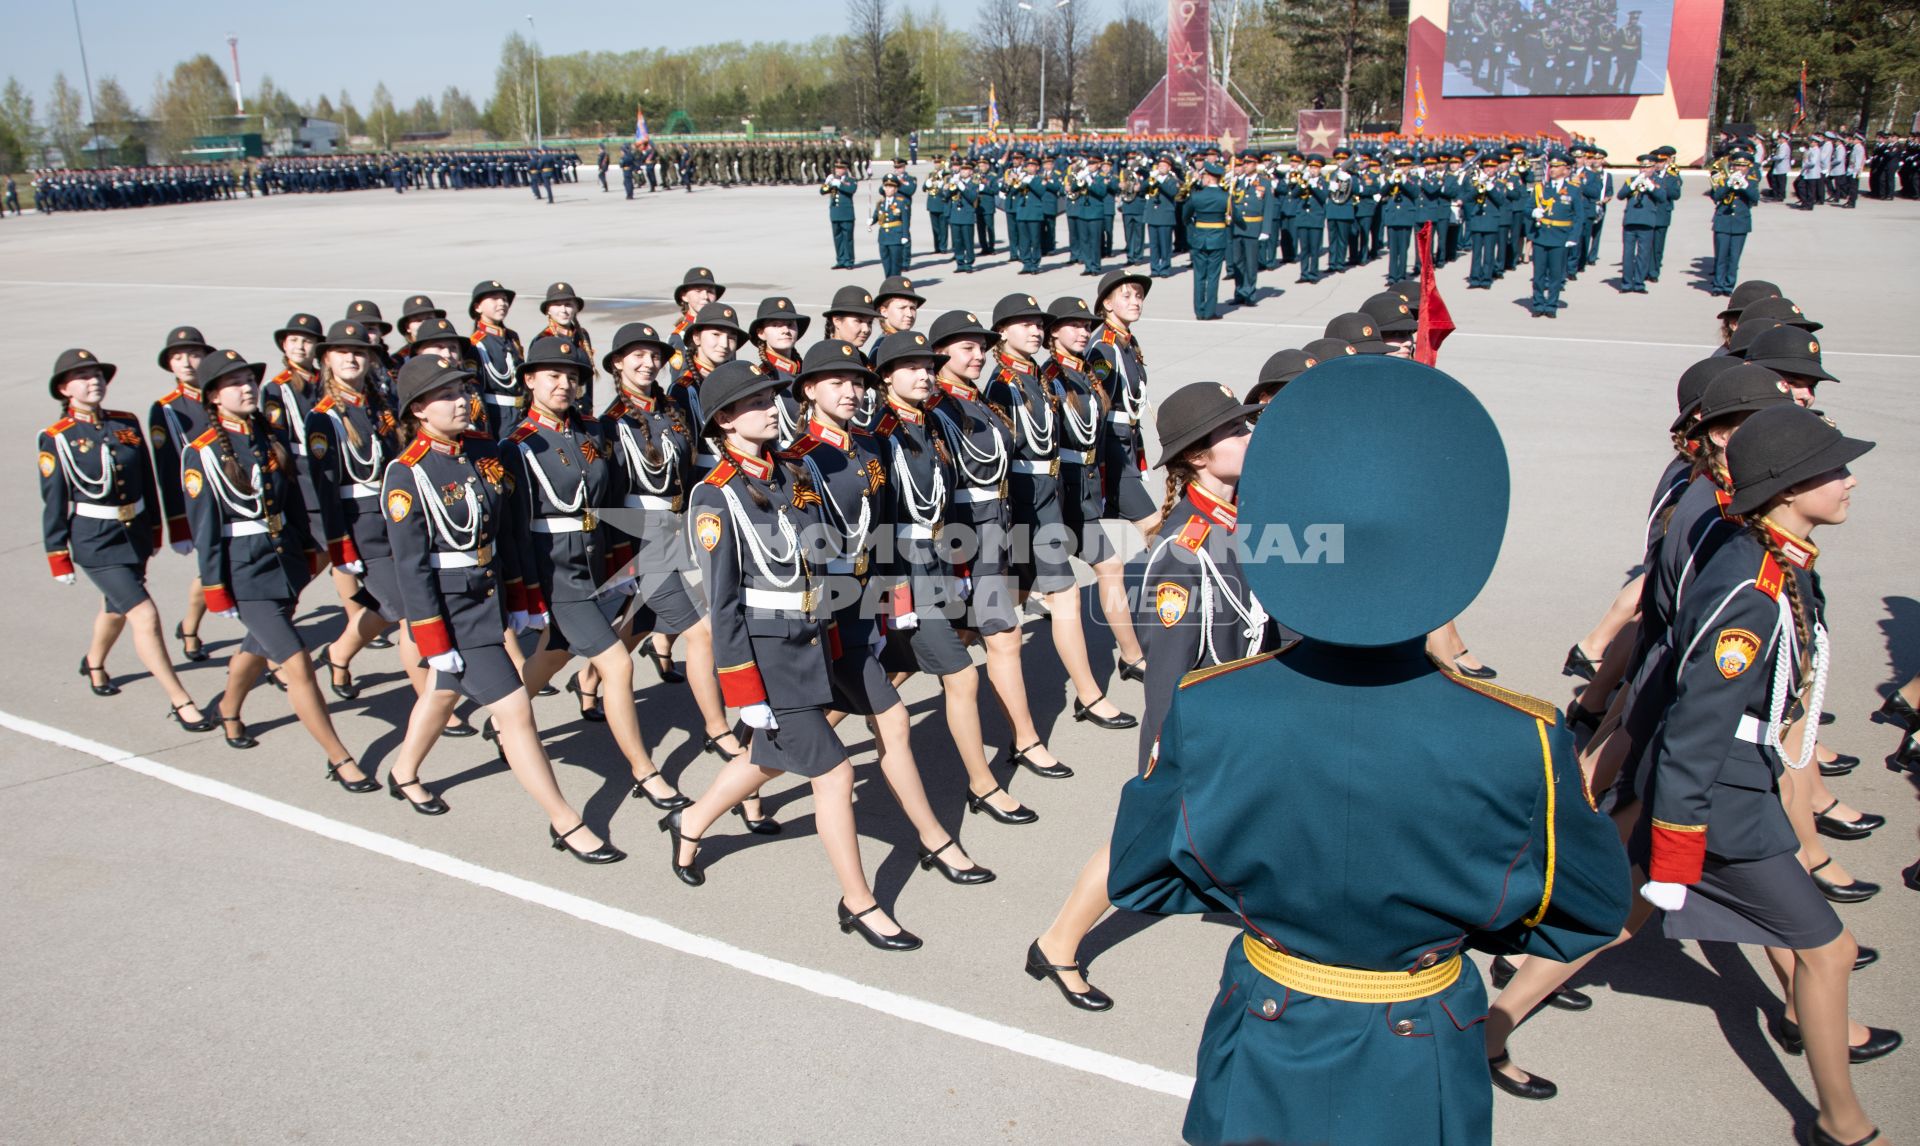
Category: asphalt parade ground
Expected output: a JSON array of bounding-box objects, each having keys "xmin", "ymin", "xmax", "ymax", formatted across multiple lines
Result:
[{"xmin": 2, "ymin": 173, "xmax": 1917, "ymax": 1145}]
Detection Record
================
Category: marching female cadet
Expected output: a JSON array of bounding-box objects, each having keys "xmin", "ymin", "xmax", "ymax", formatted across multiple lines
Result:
[
  {"xmin": 262, "ymin": 314, "xmax": 325, "ymax": 546},
  {"xmin": 344, "ymin": 300, "xmax": 398, "ymax": 409},
  {"xmin": 926, "ymin": 304, "xmax": 1098, "ymax": 782},
  {"xmin": 1044, "ymin": 297, "xmax": 1122, "ymax": 601},
  {"xmin": 533, "ymin": 281, "xmax": 595, "ymax": 414},
  {"xmin": 394, "ymin": 294, "xmax": 446, "ymax": 355},
  {"xmin": 872, "ymin": 328, "xmax": 1038, "ymax": 827},
  {"xmin": 1085, "ymin": 270, "xmax": 1153, "ymax": 679},
  {"xmin": 149, "ymin": 324, "xmax": 216, "ymax": 662},
  {"xmin": 663, "ymin": 266, "xmax": 724, "ymax": 360},
  {"xmin": 302, "ymin": 319, "xmax": 421, "ymax": 704},
  {"xmin": 1029, "ymin": 381, "xmax": 1270, "ymax": 1013},
  {"xmin": 821, "ymin": 285, "xmax": 883, "ymax": 430},
  {"xmin": 982, "ymin": 295, "xmax": 1137, "ymax": 737},
  {"xmin": 748, "ymin": 296, "xmax": 808, "ymax": 447},
  {"xmin": 183, "ymin": 349, "xmax": 374, "ymax": 792},
  {"xmin": 1639, "ymin": 405, "xmax": 1896, "ymax": 1146},
  {"xmin": 376, "ymin": 355, "xmax": 625, "ymax": 861},
  {"xmin": 586, "ymin": 323, "xmax": 753, "ymax": 797},
  {"xmin": 789, "ymin": 338, "xmax": 992, "ymax": 883},
  {"xmin": 667, "ymin": 301, "xmax": 747, "ymax": 478},
  {"xmin": 467, "ymin": 280, "xmax": 526, "ymax": 439},
  {"xmin": 661, "ymin": 359, "xmax": 922, "ymax": 950},
  {"xmin": 41, "ymin": 348, "xmax": 214, "ymax": 731},
  {"xmin": 499, "ymin": 336, "xmax": 689, "ymax": 811},
  {"xmin": 1109, "ymin": 357, "xmax": 1630, "ymax": 1146}
]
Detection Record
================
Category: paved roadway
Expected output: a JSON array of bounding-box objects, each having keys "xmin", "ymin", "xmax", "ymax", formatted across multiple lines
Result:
[{"xmin": 2, "ymin": 173, "xmax": 1916, "ymax": 1145}]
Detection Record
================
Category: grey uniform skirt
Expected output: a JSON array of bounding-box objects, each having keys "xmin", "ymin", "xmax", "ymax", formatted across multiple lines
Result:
[
  {"xmin": 81, "ymin": 559, "xmax": 152, "ymax": 616},
  {"xmin": 826, "ymin": 602, "xmax": 901, "ymax": 716},
  {"xmin": 431, "ymin": 644, "xmax": 523, "ymax": 707},
  {"xmin": 744, "ymin": 706, "xmax": 849, "ymax": 778},
  {"xmin": 1630, "ymin": 811, "xmax": 1843, "ymax": 949},
  {"xmin": 236, "ymin": 597, "xmax": 306, "ymax": 663},
  {"xmin": 546, "ymin": 595, "xmax": 622, "ymax": 658}
]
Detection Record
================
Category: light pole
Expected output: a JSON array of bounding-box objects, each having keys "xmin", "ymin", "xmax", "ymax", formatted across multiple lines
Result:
[
  {"xmin": 525, "ymin": 14, "xmax": 543, "ymax": 148},
  {"xmin": 1017, "ymin": 0, "xmax": 1070, "ymax": 132},
  {"xmin": 69, "ymin": 0, "xmax": 99, "ymax": 161}
]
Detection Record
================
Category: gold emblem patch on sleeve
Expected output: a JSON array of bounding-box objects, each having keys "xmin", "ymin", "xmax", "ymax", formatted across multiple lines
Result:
[
  {"xmin": 695, "ymin": 511, "xmax": 723, "ymax": 552},
  {"xmin": 310, "ymin": 433, "xmax": 330, "ymax": 459},
  {"xmin": 1155, "ymin": 581, "xmax": 1189, "ymax": 627},
  {"xmin": 38, "ymin": 451, "xmax": 55, "ymax": 478},
  {"xmin": 387, "ymin": 489, "xmax": 414, "ymax": 523},
  {"xmin": 183, "ymin": 469, "xmax": 204, "ymax": 497},
  {"xmin": 1714, "ymin": 628, "xmax": 1760, "ymax": 679}
]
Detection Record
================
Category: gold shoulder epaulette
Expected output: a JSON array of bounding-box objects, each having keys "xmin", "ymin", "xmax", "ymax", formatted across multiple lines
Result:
[
  {"xmin": 1439, "ymin": 669, "xmax": 1561, "ymax": 723},
  {"xmin": 1179, "ymin": 647, "xmax": 1286, "ymax": 690}
]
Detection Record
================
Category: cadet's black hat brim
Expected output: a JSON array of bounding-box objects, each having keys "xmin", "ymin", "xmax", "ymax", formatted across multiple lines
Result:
[
  {"xmin": 1238, "ymin": 357, "xmax": 1508, "ymax": 647},
  {"xmin": 156, "ymin": 329, "xmax": 213, "ymax": 371},
  {"xmin": 1726, "ymin": 433, "xmax": 1874, "ymax": 517},
  {"xmin": 750, "ymin": 313, "xmax": 812, "ymax": 340},
  {"xmin": 1745, "ymin": 355, "xmax": 1836, "ymax": 382},
  {"xmin": 467, "ymin": 287, "xmax": 515, "ymax": 319},
  {"xmin": 394, "ymin": 357, "xmax": 476, "ymax": 413},
  {"xmin": 601, "ymin": 325, "xmax": 672, "ymax": 373},
  {"xmin": 196, "ymin": 350, "xmax": 267, "ymax": 391},
  {"xmin": 1094, "ymin": 268, "xmax": 1152, "ymax": 308},
  {"xmin": 1154, "ymin": 400, "xmax": 1259, "ymax": 468},
  {"xmin": 698, "ymin": 362, "xmax": 786, "ymax": 432}
]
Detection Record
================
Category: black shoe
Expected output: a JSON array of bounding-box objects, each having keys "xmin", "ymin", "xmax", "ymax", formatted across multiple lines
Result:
[
  {"xmin": 1814, "ymin": 799, "xmax": 1882, "ymax": 840},
  {"xmin": 1894, "ymin": 739, "xmax": 1920, "ymax": 774},
  {"xmin": 1855, "ymin": 945, "xmax": 1879, "ymax": 971},
  {"xmin": 536, "ymin": 684, "xmax": 558, "ymax": 697},
  {"xmin": 837, "ymin": 899, "xmax": 922, "ymax": 951},
  {"xmin": 264, "ymin": 668, "xmax": 287, "ymax": 692},
  {"xmin": 440, "ymin": 720, "xmax": 478, "ymax": 739},
  {"xmin": 175, "ymin": 622, "xmax": 209, "ymax": 662},
  {"xmin": 1490, "ymin": 955, "xmax": 1593, "ymax": 1010},
  {"xmin": 549, "ymin": 822, "xmax": 625, "ymax": 865},
  {"xmin": 314, "ymin": 648, "xmax": 359, "ymax": 701},
  {"xmin": 78, "ymin": 655, "xmax": 120, "ymax": 696},
  {"xmin": 730, "ymin": 804, "xmax": 782, "ymax": 834},
  {"xmin": 1072, "ymin": 693, "xmax": 1138, "ymax": 730},
  {"xmin": 387, "ymin": 772, "xmax": 449, "ymax": 815},
  {"xmin": 221, "ymin": 716, "xmax": 258, "ymax": 750},
  {"xmin": 1452, "ymin": 653, "xmax": 1498, "ymax": 680},
  {"xmin": 967, "ymin": 785, "xmax": 1038, "ymax": 825},
  {"xmin": 1810, "ymin": 859, "xmax": 1880, "ymax": 903},
  {"xmin": 1820, "ymin": 752, "xmax": 1860, "ymax": 777},
  {"xmin": 642, "ymin": 645, "xmax": 686, "ymax": 683},
  {"xmin": 325, "ymin": 758, "xmax": 381, "ymax": 794},
  {"xmin": 1010, "ymin": 742, "xmax": 1074, "ymax": 779},
  {"xmin": 366, "ymin": 634, "xmax": 394, "ymax": 650},
  {"xmin": 1904, "ymin": 860, "xmax": 1920, "ymax": 893},
  {"xmin": 1806, "ymin": 1123, "xmax": 1882, "ymax": 1146},
  {"xmin": 658, "ymin": 810, "xmax": 703, "ymax": 885},
  {"xmin": 1488, "ymin": 1052, "xmax": 1557, "ymax": 1100},
  {"xmin": 1875, "ymin": 692, "xmax": 1920, "ymax": 732},
  {"xmin": 1026, "ymin": 939, "xmax": 1114, "ymax": 1011},
  {"xmin": 1771, "ymin": 1015, "xmax": 1903, "ymax": 1062},
  {"xmin": 703, "ymin": 731, "xmax": 744, "ymax": 761},
  {"xmin": 629, "ymin": 770, "xmax": 692, "ymax": 810},
  {"xmin": 917, "ymin": 838, "xmax": 996, "ymax": 885},
  {"xmin": 565, "ymin": 673, "xmax": 606, "ymax": 723},
  {"xmin": 1562, "ymin": 643, "xmax": 1598, "ymax": 680},
  {"xmin": 1117, "ymin": 657, "xmax": 1146, "ymax": 683},
  {"xmin": 166, "ymin": 702, "xmax": 217, "ymax": 733}
]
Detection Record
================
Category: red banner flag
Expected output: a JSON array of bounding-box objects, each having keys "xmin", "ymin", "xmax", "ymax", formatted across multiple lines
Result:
[{"xmin": 1414, "ymin": 221, "xmax": 1455, "ymax": 366}]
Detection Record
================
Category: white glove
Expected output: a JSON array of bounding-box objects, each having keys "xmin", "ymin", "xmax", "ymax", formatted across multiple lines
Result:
[
  {"xmin": 215, "ymin": 608, "xmax": 239, "ymax": 619},
  {"xmin": 509, "ymin": 610, "xmax": 531, "ymax": 634},
  {"xmin": 171, "ymin": 541, "xmax": 193, "ymax": 555},
  {"xmin": 893, "ymin": 611, "xmax": 919, "ymax": 631},
  {"xmin": 427, "ymin": 650, "xmax": 466, "ymax": 675},
  {"xmin": 1639, "ymin": 881, "xmax": 1689, "ymax": 911},
  {"xmin": 1259, "ymin": 233, "xmax": 1270, "ymax": 241},
  {"xmin": 339, "ymin": 560, "xmax": 365, "ymax": 575},
  {"xmin": 1530, "ymin": 207, "xmax": 1545, "ymax": 219},
  {"xmin": 56, "ymin": 573, "xmax": 75, "ymax": 585},
  {"xmin": 740, "ymin": 703, "xmax": 779, "ymax": 731},
  {"xmin": 525, "ymin": 610, "xmax": 549, "ymax": 631}
]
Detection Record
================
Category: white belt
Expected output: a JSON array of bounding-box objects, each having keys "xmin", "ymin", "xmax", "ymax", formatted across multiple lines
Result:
[
  {"xmin": 622, "ymin": 494, "xmax": 672, "ymax": 511},
  {"xmin": 224, "ymin": 520, "xmax": 270, "ymax": 537},
  {"xmin": 1734, "ymin": 714, "xmax": 1768, "ymax": 744},
  {"xmin": 531, "ymin": 516, "xmax": 589, "ymax": 533},
  {"xmin": 953, "ymin": 485, "xmax": 1001, "ymax": 503},
  {"xmin": 74, "ymin": 498, "xmax": 144, "ymax": 521},
  {"xmin": 482, "ymin": 392, "xmax": 525, "ymax": 408},
  {"xmin": 345, "ymin": 481, "xmax": 381, "ymax": 499},
  {"xmin": 744, "ymin": 587, "xmax": 808, "ymax": 610},
  {"xmin": 430, "ymin": 550, "xmax": 486, "ymax": 569},
  {"xmin": 1059, "ymin": 448, "xmax": 1092, "ymax": 466},
  {"xmin": 1107, "ymin": 411, "xmax": 1137, "ymax": 426},
  {"xmin": 897, "ymin": 523, "xmax": 935, "ymax": 540},
  {"xmin": 1010, "ymin": 459, "xmax": 1054, "ymax": 475}
]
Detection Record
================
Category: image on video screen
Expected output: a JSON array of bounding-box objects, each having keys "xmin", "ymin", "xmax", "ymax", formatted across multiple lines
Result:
[{"xmin": 1442, "ymin": 0, "xmax": 1672, "ymax": 97}]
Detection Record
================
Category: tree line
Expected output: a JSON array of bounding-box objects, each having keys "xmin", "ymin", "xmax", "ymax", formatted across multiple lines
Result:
[{"xmin": 2, "ymin": 0, "xmax": 1913, "ymax": 171}]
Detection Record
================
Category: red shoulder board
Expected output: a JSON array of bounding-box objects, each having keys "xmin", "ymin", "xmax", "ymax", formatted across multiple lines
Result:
[
  {"xmin": 155, "ymin": 390, "xmax": 181, "ymax": 408},
  {"xmin": 45, "ymin": 416, "xmax": 76, "ymax": 436},
  {"xmin": 602, "ymin": 398, "xmax": 628, "ymax": 420},
  {"xmin": 702, "ymin": 460, "xmax": 738, "ymax": 487},
  {"xmin": 873, "ymin": 413, "xmax": 899, "ymax": 436},
  {"xmin": 397, "ymin": 438, "xmax": 431, "ymax": 466},
  {"xmin": 189, "ymin": 426, "xmax": 220, "ymax": 450},
  {"xmin": 271, "ymin": 369, "xmax": 293, "ymax": 384},
  {"xmin": 781, "ymin": 438, "xmax": 822, "ymax": 461},
  {"xmin": 1753, "ymin": 552, "xmax": 1785, "ymax": 601},
  {"xmin": 312, "ymin": 394, "xmax": 337, "ymax": 413},
  {"xmin": 505, "ymin": 422, "xmax": 539, "ymax": 445},
  {"xmin": 1175, "ymin": 516, "xmax": 1210, "ymax": 552},
  {"xmin": 1099, "ymin": 327, "xmax": 1119, "ymax": 346},
  {"xmin": 469, "ymin": 330, "xmax": 488, "ymax": 345}
]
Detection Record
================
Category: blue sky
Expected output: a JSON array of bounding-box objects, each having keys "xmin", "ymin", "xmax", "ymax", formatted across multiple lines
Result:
[{"xmin": 10, "ymin": 0, "xmax": 952, "ymax": 114}]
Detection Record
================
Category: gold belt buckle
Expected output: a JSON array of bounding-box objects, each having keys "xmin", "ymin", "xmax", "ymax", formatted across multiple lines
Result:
[
  {"xmin": 266, "ymin": 513, "xmax": 285, "ymax": 535},
  {"xmin": 116, "ymin": 503, "xmax": 137, "ymax": 523},
  {"xmin": 854, "ymin": 552, "xmax": 870, "ymax": 578},
  {"xmin": 476, "ymin": 544, "xmax": 493, "ymax": 566},
  {"xmin": 801, "ymin": 586, "xmax": 817, "ymax": 613},
  {"xmin": 1048, "ymin": 458, "xmax": 1060, "ymax": 479},
  {"xmin": 582, "ymin": 509, "xmax": 598, "ymax": 531}
]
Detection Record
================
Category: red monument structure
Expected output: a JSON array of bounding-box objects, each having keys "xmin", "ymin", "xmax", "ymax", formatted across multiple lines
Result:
[{"xmin": 1127, "ymin": 0, "xmax": 1251, "ymax": 142}]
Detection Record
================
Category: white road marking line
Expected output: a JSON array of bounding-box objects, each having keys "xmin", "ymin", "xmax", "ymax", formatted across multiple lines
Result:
[
  {"xmin": 0, "ymin": 709, "xmax": 1194, "ymax": 1102},
  {"xmin": 2, "ymin": 279, "xmax": 1909, "ymax": 360}
]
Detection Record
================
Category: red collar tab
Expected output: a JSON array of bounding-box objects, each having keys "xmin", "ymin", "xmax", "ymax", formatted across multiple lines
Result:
[
  {"xmin": 995, "ymin": 351, "xmax": 1035, "ymax": 376},
  {"xmin": 1187, "ymin": 481, "xmax": 1238, "ymax": 528},
  {"xmin": 218, "ymin": 414, "xmax": 248, "ymax": 433},
  {"xmin": 807, "ymin": 418, "xmax": 850, "ymax": 450},
  {"xmin": 619, "ymin": 387, "xmax": 656, "ymax": 413},
  {"xmin": 177, "ymin": 381, "xmax": 202, "ymax": 402},
  {"xmin": 526, "ymin": 406, "xmax": 568, "ymax": 432},
  {"xmin": 476, "ymin": 320, "xmax": 505, "ymax": 338},
  {"xmin": 761, "ymin": 347, "xmax": 800, "ymax": 375},
  {"xmin": 1102, "ymin": 319, "xmax": 1130, "ymax": 346},
  {"xmin": 726, "ymin": 445, "xmax": 773, "ymax": 480},
  {"xmin": 1050, "ymin": 349, "xmax": 1085, "ymax": 372},
  {"xmin": 68, "ymin": 405, "xmax": 99, "ymax": 424},
  {"xmin": 541, "ymin": 320, "xmax": 576, "ymax": 339},
  {"xmin": 885, "ymin": 397, "xmax": 924, "ymax": 425},
  {"xmin": 1760, "ymin": 518, "xmax": 1818, "ymax": 569},
  {"xmin": 936, "ymin": 376, "xmax": 978, "ymax": 402},
  {"xmin": 334, "ymin": 387, "xmax": 366, "ymax": 407},
  {"xmin": 422, "ymin": 431, "xmax": 462, "ymax": 456}
]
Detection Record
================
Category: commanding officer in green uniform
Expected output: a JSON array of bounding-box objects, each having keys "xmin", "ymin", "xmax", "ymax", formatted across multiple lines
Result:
[
  {"xmin": 1182, "ymin": 162, "xmax": 1230, "ymax": 321},
  {"xmin": 1528, "ymin": 151, "xmax": 1580, "ymax": 317},
  {"xmin": 1707, "ymin": 151, "xmax": 1762, "ymax": 296},
  {"xmin": 821, "ymin": 158, "xmax": 858, "ymax": 269},
  {"xmin": 872, "ymin": 176, "xmax": 910, "ymax": 277},
  {"xmin": 1109, "ymin": 356, "xmax": 1630, "ymax": 1146},
  {"xmin": 1145, "ymin": 155, "xmax": 1182, "ymax": 277}
]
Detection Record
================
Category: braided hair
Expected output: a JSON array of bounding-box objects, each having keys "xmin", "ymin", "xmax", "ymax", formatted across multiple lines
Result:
[
  {"xmin": 1751, "ymin": 517, "xmax": 1814, "ymax": 682},
  {"xmin": 319, "ymin": 356, "xmax": 391, "ymax": 452},
  {"xmin": 199, "ymin": 388, "xmax": 292, "ymax": 496},
  {"xmin": 1146, "ymin": 459, "xmax": 1199, "ymax": 539}
]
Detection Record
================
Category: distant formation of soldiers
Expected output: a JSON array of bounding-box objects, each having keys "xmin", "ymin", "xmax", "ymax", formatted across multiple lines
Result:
[
  {"xmin": 1448, "ymin": 0, "xmax": 1647, "ymax": 96},
  {"xmin": 26, "ymin": 165, "xmax": 252, "ymax": 211}
]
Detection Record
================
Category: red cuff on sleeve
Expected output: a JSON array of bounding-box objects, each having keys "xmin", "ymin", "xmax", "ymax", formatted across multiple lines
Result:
[
  {"xmin": 1648, "ymin": 822, "xmax": 1707, "ymax": 886},
  {"xmin": 410, "ymin": 616, "xmax": 452, "ymax": 657},
  {"xmin": 717, "ymin": 662, "xmax": 768, "ymax": 708},
  {"xmin": 893, "ymin": 583, "xmax": 913, "ymax": 618},
  {"xmin": 524, "ymin": 586, "xmax": 550, "ymax": 615},
  {"xmin": 204, "ymin": 584, "xmax": 235, "ymax": 613},
  {"xmin": 827, "ymin": 623, "xmax": 843, "ymax": 661},
  {"xmin": 48, "ymin": 551, "xmax": 75, "ymax": 578},
  {"xmin": 505, "ymin": 579, "xmax": 527, "ymax": 614},
  {"xmin": 607, "ymin": 541, "xmax": 634, "ymax": 574},
  {"xmin": 167, "ymin": 514, "xmax": 191, "ymax": 546},
  {"xmin": 329, "ymin": 538, "xmax": 360, "ymax": 567}
]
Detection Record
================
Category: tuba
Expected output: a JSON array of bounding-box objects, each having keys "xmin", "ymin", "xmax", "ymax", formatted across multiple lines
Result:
[{"xmin": 1328, "ymin": 167, "xmax": 1355, "ymax": 204}]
